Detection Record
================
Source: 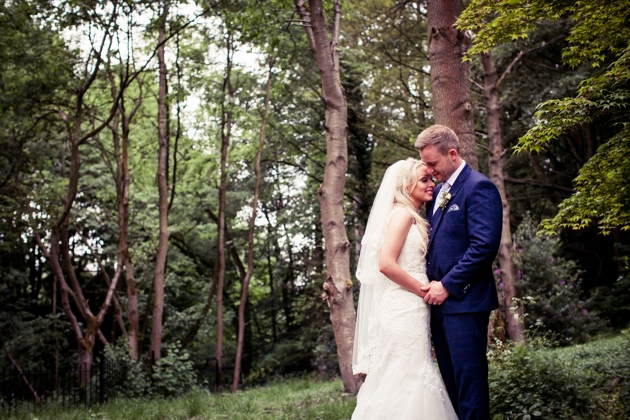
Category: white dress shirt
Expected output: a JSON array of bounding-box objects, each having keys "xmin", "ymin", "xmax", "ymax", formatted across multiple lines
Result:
[{"xmin": 433, "ymin": 160, "xmax": 466, "ymax": 215}]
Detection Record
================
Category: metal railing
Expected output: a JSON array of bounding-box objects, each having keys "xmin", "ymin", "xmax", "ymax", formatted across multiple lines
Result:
[{"xmin": 1, "ymin": 355, "xmax": 239, "ymax": 413}]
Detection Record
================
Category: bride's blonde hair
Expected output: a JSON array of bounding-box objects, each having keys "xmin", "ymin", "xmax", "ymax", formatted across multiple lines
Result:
[{"xmin": 393, "ymin": 158, "xmax": 430, "ymax": 255}]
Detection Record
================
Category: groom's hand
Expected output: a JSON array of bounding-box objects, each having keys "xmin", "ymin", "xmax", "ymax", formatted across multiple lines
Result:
[{"xmin": 420, "ymin": 281, "xmax": 450, "ymax": 305}]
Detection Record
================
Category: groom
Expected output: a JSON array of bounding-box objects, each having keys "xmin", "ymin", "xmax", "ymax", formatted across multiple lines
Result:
[{"xmin": 416, "ymin": 125, "xmax": 502, "ymax": 420}]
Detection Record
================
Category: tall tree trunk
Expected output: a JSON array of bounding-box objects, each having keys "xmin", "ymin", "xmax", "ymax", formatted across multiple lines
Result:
[
  {"xmin": 232, "ymin": 58, "xmax": 274, "ymax": 392},
  {"xmin": 426, "ymin": 0, "xmax": 477, "ymax": 169},
  {"xmin": 121, "ymin": 86, "xmax": 142, "ymax": 359},
  {"xmin": 482, "ymin": 52, "xmax": 524, "ymax": 343},
  {"xmin": 150, "ymin": 3, "xmax": 170, "ymax": 361},
  {"xmin": 294, "ymin": 0, "xmax": 359, "ymax": 394},
  {"xmin": 262, "ymin": 206, "xmax": 278, "ymax": 343},
  {"xmin": 108, "ymin": 66, "xmax": 143, "ymax": 359},
  {"xmin": 216, "ymin": 28, "xmax": 235, "ymax": 387}
]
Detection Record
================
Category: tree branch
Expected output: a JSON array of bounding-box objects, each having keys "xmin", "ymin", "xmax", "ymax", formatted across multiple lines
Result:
[
  {"xmin": 1, "ymin": 329, "xmax": 40, "ymax": 404},
  {"xmin": 497, "ymin": 35, "xmax": 564, "ymax": 87},
  {"xmin": 294, "ymin": 0, "xmax": 317, "ymax": 54},
  {"xmin": 506, "ymin": 176, "xmax": 575, "ymax": 193}
]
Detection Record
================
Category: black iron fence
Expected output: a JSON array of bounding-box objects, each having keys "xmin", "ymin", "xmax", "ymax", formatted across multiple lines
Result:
[
  {"xmin": 0, "ymin": 358, "xmax": 125, "ymax": 413},
  {"xmin": 0, "ymin": 356, "xmax": 237, "ymax": 413}
]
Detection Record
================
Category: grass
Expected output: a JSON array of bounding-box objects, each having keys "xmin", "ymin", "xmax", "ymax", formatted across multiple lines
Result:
[
  {"xmin": 4, "ymin": 333, "xmax": 629, "ymax": 420},
  {"xmin": 4, "ymin": 377, "xmax": 356, "ymax": 420}
]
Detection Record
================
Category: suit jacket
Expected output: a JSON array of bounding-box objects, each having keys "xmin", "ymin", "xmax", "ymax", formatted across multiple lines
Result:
[{"xmin": 426, "ymin": 163, "xmax": 502, "ymax": 314}]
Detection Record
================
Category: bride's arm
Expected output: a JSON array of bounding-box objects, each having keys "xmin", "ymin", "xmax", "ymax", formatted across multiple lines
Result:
[{"xmin": 379, "ymin": 210, "xmax": 425, "ymax": 297}]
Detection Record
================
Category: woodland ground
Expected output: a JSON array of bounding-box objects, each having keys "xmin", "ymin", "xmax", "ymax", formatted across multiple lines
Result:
[{"xmin": 4, "ymin": 333, "xmax": 628, "ymax": 420}]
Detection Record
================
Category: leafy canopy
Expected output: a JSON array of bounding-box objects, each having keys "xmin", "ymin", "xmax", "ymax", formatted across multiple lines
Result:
[{"xmin": 458, "ymin": 0, "xmax": 630, "ymax": 233}]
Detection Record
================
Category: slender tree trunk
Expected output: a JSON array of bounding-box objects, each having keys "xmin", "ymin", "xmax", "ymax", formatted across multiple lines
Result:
[
  {"xmin": 216, "ymin": 28, "xmax": 235, "ymax": 387},
  {"xmin": 294, "ymin": 0, "xmax": 359, "ymax": 394},
  {"xmin": 232, "ymin": 59, "xmax": 274, "ymax": 392},
  {"xmin": 150, "ymin": 3, "xmax": 170, "ymax": 361},
  {"xmin": 427, "ymin": 0, "xmax": 477, "ymax": 169},
  {"xmin": 262, "ymin": 207, "xmax": 278, "ymax": 343},
  {"xmin": 108, "ymin": 67, "xmax": 143, "ymax": 359},
  {"xmin": 482, "ymin": 52, "xmax": 525, "ymax": 343},
  {"xmin": 121, "ymin": 95, "xmax": 142, "ymax": 359}
]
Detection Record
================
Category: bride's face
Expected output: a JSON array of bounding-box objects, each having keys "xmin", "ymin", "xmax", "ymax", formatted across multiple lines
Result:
[{"xmin": 409, "ymin": 165, "xmax": 435, "ymax": 207}]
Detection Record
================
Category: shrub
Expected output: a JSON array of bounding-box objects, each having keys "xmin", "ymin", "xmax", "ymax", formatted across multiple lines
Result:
[
  {"xmin": 103, "ymin": 341, "xmax": 150, "ymax": 398},
  {"xmin": 513, "ymin": 215, "xmax": 605, "ymax": 343},
  {"xmin": 488, "ymin": 333, "xmax": 630, "ymax": 419},
  {"xmin": 104, "ymin": 340, "xmax": 197, "ymax": 398},
  {"xmin": 150, "ymin": 341, "xmax": 198, "ymax": 396},
  {"xmin": 488, "ymin": 342, "xmax": 593, "ymax": 419}
]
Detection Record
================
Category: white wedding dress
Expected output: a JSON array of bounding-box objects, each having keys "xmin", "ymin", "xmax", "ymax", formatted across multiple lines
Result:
[{"xmin": 352, "ymin": 213, "xmax": 458, "ymax": 420}]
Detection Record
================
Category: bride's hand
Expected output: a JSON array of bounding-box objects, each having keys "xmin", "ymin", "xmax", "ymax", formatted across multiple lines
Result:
[{"xmin": 420, "ymin": 281, "xmax": 450, "ymax": 305}]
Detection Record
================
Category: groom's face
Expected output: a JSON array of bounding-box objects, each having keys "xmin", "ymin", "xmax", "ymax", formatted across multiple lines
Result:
[{"xmin": 419, "ymin": 145, "xmax": 458, "ymax": 183}]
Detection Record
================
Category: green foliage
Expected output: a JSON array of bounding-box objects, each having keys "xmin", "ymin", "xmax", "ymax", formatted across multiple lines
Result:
[
  {"xmin": 104, "ymin": 341, "xmax": 197, "ymax": 398},
  {"xmin": 3, "ymin": 377, "xmax": 355, "ymax": 420},
  {"xmin": 459, "ymin": 0, "xmax": 630, "ymax": 68},
  {"xmin": 151, "ymin": 342, "xmax": 198, "ymax": 397},
  {"xmin": 458, "ymin": 0, "xmax": 560, "ymax": 60},
  {"xmin": 513, "ymin": 215, "xmax": 605, "ymax": 343},
  {"xmin": 103, "ymin": 342, "xmax": 151, "ymax": 398},
  {"xmin": 459, "ymin": 0, "xmax": 630, "ymax": 233},
  {"xmin": 5, "ymin": 336, "xmax": 629, "ymax": 419},
  {"xmin": 488, "ymin": 342, "xmax": 592, "ymax": 419},
  {"xmin": 488, "ymin": 333, "xmax": 630, "ymax": 419},
  {"xmin": 520, "ymin": 50, "xmax": 630, "ymax": 233},
  {"xmin": 592, "ymin": 245, "xmax": 630, "ymax": 329}
]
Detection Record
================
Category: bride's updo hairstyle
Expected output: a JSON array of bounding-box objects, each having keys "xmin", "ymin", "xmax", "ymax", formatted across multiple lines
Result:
[{"xmin": 393, "ymin": 158, "xmax": 430, "ymax": 253}]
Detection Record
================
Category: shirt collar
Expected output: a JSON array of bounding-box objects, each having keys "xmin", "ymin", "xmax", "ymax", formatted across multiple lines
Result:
[{"xmin": 444, "ymin": 160, "xmax": 466, "ymax": 189}]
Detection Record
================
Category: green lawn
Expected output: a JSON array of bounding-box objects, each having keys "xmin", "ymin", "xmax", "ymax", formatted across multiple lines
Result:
[
  {"xmin": 5, "ymin": 377, "xmax": 356, "ymax": 420},
  {"xmin": 4, "ymin": 333, "xmax": 628, "ymax": 420}
]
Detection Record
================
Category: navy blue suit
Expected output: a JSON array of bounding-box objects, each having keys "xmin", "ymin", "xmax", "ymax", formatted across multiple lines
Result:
[{"xmin": 426, "ymin": 163, "xmax": 502, "ymax": 420}]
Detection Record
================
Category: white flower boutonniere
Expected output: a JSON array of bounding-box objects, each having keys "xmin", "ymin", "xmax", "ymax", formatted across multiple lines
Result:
[{"xmin": 439, "ymin": 191, "xmax": 454, "ymax": 210}]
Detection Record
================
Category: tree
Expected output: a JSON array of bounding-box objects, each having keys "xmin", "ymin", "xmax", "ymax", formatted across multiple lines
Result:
[
  {"xmin": 459, "ymin": 0, "xmax": 630, "ymax": 233},
  {"xmin": 426, "ymin": 0, "xmax": 477, "ymax": 168},
  {"xmin": 104, "ymin": 66, "xmax": 144, "ymax": 360},
  {"xmin": 478, "ymin": 51, "xmax": 527, "ymax": 342},
  {"xmin": 293, "ymin": 0, "xmax": 359, "ymax": 393},
  {"xmin": 33, "ymin": 0, "xmax": 129, "ymax": 384},
  {"xmin": 150, "ymin": 2, "xmax": 171, "ymax": 362},
  {"xmin": 232, "ymin": 53, "xmax": 275, "ymax": 392}
]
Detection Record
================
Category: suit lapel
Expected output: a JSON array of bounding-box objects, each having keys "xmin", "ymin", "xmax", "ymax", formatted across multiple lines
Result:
[
  {"xmin": 428, "ymin": 164, "xmax": 472, "ymax": 249},
  {"xmin": 445, "ymin": 164, "xmax": 471, "ymax": 202}
]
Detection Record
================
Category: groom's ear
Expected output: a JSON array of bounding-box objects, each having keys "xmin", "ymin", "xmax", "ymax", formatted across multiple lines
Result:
[{"xmin": 447, "ymin": 149, "xmax": 458, "ymax": 160}]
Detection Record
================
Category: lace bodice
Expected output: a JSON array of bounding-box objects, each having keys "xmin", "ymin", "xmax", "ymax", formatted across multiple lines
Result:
[{"xmin": 397, "ymin": 221, "xmax": 427, "ymax": 275}]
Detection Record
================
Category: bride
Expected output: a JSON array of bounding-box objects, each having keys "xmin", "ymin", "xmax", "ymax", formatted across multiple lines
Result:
[{"xmin": 352, "ymin": 158, "xmax": 458, "ymax": 420}]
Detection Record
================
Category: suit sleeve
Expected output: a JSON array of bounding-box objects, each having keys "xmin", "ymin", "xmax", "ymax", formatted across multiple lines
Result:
[{"xmin": 441, "ymin": 180, "xmax": 502, "ymax": 300}]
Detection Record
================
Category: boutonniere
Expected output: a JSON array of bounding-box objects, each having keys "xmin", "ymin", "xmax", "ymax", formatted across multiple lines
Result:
[{"xmin": 439, "ymin": 191, "xmax": 454, "ymax": 210}]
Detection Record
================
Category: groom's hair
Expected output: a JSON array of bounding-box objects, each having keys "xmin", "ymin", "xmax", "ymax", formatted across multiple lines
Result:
[{"xmin": 414, "ymin": 125, "xmax": 460, "ymax": 155}]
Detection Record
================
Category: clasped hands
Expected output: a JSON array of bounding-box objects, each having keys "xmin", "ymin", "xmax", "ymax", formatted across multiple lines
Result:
[{"xmin": 419, "ymin": 280, "xmax": 449, "ymax": 305}]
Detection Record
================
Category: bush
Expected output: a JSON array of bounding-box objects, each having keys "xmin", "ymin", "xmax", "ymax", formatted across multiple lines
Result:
[
  {"xmin": 488, "ymin": 333, "xmax": 630, "ymax": 419},
  {"xmin": 489, "ymin": 342, "xmax": 592, "ymax": 419},
  {"xmin": 103, "ymin": 341, "xmax": 151, "ymax": 398},
  {"xmin": 150, "ymin": 341, "xmax": 197, "ymax": 396},
  {"xmin": 104, "ymin": 340, "xmax": 197, "ymax": 398},
  {"xmin": 513, "ymin": 215, "xmax": 605, "ymax": 343}
]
